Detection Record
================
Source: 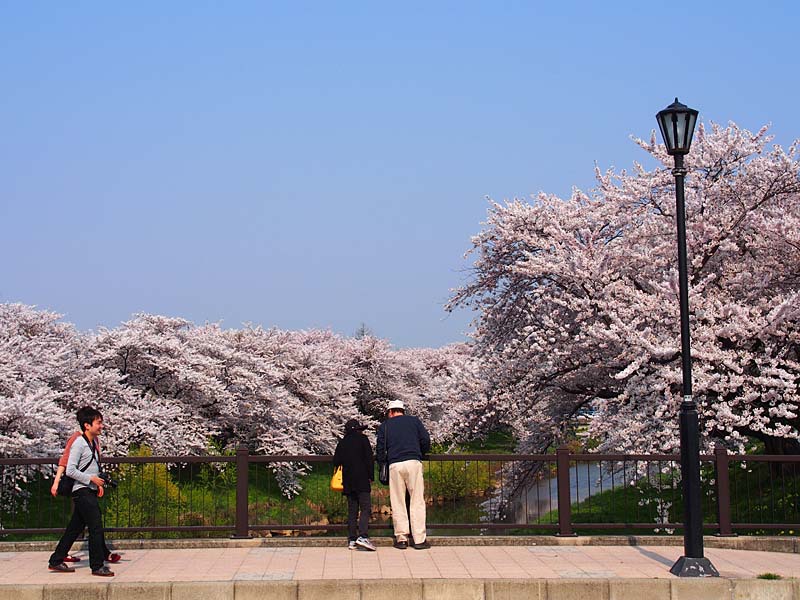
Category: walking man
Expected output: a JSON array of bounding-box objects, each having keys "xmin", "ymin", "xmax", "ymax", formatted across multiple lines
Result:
[
  {"xmin": 48, "ymin": 406, "xmax": 115, "ymax": 577},
  {"xmin": 376, "ymin": 399, "xmax": 431, "ymax": 550},
  {"xmin": 51, "ymin": 427, "xmax": 121, "ymax": 565}
]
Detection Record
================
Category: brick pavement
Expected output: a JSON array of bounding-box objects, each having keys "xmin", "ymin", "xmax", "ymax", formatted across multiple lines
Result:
[{"xmin": 2, "ymin": 544, "xmax": 799, "ymax": 584}]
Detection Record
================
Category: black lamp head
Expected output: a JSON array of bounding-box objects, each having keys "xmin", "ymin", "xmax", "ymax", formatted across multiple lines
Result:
[{"xmin": 656, "ymin": 98, "xmax": 699, "ymax": 156}]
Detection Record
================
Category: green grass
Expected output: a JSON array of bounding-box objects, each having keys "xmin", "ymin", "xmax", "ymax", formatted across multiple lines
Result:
[{"xmin": 519, "ymin": 459, "xmax": 800, "ymax": 536}]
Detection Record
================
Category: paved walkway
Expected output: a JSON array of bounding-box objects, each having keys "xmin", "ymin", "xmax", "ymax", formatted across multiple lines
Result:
[{"xmin": 3, "ymin": 545, "xmax": 799, "ymax": 584}]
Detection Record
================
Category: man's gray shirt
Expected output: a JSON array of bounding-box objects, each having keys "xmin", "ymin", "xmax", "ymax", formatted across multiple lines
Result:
[{"xmin": 65, "ymin": 436, "xmax": 100, "ymax": 492}]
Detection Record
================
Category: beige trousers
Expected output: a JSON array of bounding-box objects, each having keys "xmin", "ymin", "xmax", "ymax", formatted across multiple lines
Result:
[{"xmin": 388, "ymin": 459, "xmax": 426, "ymax": 544}]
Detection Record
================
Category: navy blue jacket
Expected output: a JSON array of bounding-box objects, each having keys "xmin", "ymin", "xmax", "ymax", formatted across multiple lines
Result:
[{"xmin": 376, "ymin": 414, "xmax": 431, "ymax": 465}]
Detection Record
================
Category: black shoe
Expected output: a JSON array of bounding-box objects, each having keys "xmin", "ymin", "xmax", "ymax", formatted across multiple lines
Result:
[
  {"xmin": 393, "ymin": 539, "xmax": 408, "ymax": 550},
  {"xmin": 413, "ymin": 540, "xmax": 431, "ymax": 550},
  {"xmin": 48, "ymin": 562, "xmax": 75, "ymax": 573},
  {"xmin": 92, "ymin": 566, "xmax": 115, "ymax": 577}
]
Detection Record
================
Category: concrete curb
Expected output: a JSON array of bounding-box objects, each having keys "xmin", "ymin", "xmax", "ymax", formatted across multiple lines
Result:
[
  {"xmin": 4, "ymin": 535, "xmax": 798, "ymax": 554},
  {"xmin": 108, "ymin": 582, "xmax": 171, "ymax": 600},
  {"xmin": 0, "ymin": 584, "xmax": 45, "ymax": 600},
  {"xmin": 1, "ymin": 578, "xmax": 798, "ymax": 600}
]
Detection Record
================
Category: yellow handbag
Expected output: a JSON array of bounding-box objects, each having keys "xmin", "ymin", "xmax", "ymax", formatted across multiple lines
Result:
[{"xmin": 330, "ymin": 466, "xmax": 343, "ymax": 492}]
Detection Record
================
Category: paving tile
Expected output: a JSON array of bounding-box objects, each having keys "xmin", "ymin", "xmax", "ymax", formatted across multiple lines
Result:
[{"xmin": 3, "ymin": 544, "xmax": 800, "ymax": 586}]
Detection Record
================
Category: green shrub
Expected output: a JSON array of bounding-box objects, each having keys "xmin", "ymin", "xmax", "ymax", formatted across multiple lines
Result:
[
  {"xmin": 425, "ymin": 459, "xmax": 493, "ymax": 502},
  {"xmin": 103, "ymin": 446, "xmax": 185, "ymax": 537}
]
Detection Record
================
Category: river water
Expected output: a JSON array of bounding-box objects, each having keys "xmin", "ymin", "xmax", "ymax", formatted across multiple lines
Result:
[{"xmin": 510, "ymin": 462, "xmax": 617, "ymax": 524}]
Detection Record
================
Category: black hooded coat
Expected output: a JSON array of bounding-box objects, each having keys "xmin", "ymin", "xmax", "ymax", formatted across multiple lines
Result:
[{"xmin": 332, "ymin": 431, "xmax": 374, "ymax": 495}]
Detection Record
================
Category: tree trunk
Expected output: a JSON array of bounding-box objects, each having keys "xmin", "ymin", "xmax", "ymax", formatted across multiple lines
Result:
[
  {"xmin": 762, "ymin": 436, "xmax": 800, "ymax": 478},
  {"xmin": 763, "ymin": 436, "xmax": 800, "ymax": 455}
]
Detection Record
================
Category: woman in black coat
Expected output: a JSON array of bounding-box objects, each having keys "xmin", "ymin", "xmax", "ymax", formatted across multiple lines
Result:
[{"xmin": 333, "ymin": 419, "xmax": 375, "ymax": 550}]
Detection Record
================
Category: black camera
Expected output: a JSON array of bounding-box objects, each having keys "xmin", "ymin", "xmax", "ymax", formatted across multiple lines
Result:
[{"xmin": 99, "ymin": 472, "xmax": 119, "ymax": 489}]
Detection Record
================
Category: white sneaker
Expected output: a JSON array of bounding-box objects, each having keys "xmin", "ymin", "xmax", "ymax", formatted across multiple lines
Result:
[
  {"xmin": 348, "ymin": 540, "xmax": 357, "ymax": 550},
  {"xmin": 355, "ymin": 536, "xmax": 376, "ymax": 551}
]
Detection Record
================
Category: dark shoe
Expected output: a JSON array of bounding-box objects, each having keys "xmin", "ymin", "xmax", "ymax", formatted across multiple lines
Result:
[
  {"xmin": 48, "ymin": 562, "xmax": 75, "ymax": 573},
  {"xmin": 106, "ymin": 553, "xmax": 122, "ymax": 563},
  {"xmin": 62, "ymin": 555, "xmax": 81, "ymax": 563},
  {"xmin": 393, "ymin": 539, "xmax": 408, "ymax": 550},
  {"xmin": 92, "ymin": 566, "xmax": 115, "ymax": 577},
  {"xmin": 413, "ymin": 540, "xmax": 431, "ymax": 550}
]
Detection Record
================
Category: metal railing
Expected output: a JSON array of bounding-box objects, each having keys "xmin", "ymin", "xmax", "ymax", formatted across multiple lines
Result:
[{"xmin": 0, "ymin": 446, "xmax": 797, "ymax": 538}]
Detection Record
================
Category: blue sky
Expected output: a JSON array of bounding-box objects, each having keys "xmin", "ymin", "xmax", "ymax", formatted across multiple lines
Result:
[{"xmin": 1, "ymin": 2, "xmax": 798, "ymax": 347}]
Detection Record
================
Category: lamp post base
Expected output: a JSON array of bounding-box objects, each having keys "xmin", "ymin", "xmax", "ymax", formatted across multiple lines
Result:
[{"xmin": 670, "ymin": 556, "xmax": 720, "ymax": 577}]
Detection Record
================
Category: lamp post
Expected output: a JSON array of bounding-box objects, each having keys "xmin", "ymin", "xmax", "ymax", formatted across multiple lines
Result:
[{"xmin": 655, "ymin": 98, "xmax": 719, "ymax": 578}]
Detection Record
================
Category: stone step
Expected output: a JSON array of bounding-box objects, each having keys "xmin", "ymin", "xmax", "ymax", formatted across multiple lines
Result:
[{"xmin": 1, "ymin": 578, "xmax": 798, "ymax": 600}]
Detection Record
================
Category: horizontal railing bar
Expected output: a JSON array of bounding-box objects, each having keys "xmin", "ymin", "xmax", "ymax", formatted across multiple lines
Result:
[
  {"xmin": 103, "ymin": 526, "xmax": 233, "ymax": 532},
  {"xmin": 0, "ymin": 528, "xmax": 64, "ymax": 534},
  {"xmin": 0, "ymin": 456, "xmax": 235, "ymax": 466},
  {"xmin": 7, "ymin": 453, "xmax": 800, "ymax": 466},
  {"xmin": 428, "ymin": 523, "xmax": 558, "ymax": 529},
  {"xmin": 251, "ymin": 523, "xmax": 560, "ymax": 531},
  {"xmin": 250, "ymin": 524, "xmax": 348, "ymax": 530},
  {"xmin": 569, "ymin": 454, "xmax": 680, "ymax": 461},
  {"xmin": 103, "ymin": 456, "xmax": 235, "ymax": 464},
  {"xmin": 728, "ymin": 455, "xmax": 800, "ymax": 462},
  {"xmin": 248, "ymin": 455, "xmax": 332, "ymax": 463},
  {"xmin": 249, "ymin": 454, "xmax": 554, "ymax": 462},
  {"xmin": 0, "ymin": 453, "xmax": 557, "ymax": 466},
  {"xmin": 426, "ymin": 454, "xmax": 554, "ymax": 461},
  {"xmin": 571, "ymin": 522, "xmax": 715, "ymax": 529},
  {"xmin": 248, "ymin": 525, "xmax": 558, "ymax": 531},
  {"xmin": 730, "ymin": 523, "xmax": 800, "ymax": 529}
]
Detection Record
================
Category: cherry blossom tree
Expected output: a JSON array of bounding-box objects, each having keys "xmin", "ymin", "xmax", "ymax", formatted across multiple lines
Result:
[
  {"xmin": 0, "ymin": 304, "xmax": 78, "ymax": 522},
  {"xmin": 0, "ymin": 303, "xmax": 485, "ymax": 501},
  {"xmin": 86, "ymin": 318, "xmax": 369, "ymax": 494},
  {"xmin": 342, "ymin": 334, "xmax": 486, "ymax": 444},
  {"xmin": 394, "ymin": 344, "xmax": 489, "ymax": 444},
  {"xmin": 449, "ymin": 122, "xmax": 800, "ymax": 456},
  {"xmin": 0, "ymin": 304, "xmax": 75, "ymax": 459}
]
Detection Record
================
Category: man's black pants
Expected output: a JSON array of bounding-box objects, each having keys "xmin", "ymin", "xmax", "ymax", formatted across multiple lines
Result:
[
  {"xmin": 49, "ymin": 488, "xmax": 106, "ymax": 571},
  {"xmin": 346, "ymin": 491, "xmax": 371, "ymax": 541}
]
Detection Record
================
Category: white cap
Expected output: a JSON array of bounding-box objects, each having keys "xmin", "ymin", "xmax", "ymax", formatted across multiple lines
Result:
[{"xmin": 387, "ymin": 399, "xmax": 405, "ymax": 411}]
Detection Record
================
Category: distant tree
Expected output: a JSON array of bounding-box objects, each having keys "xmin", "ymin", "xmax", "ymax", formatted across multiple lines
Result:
[
  {"xmin": 354, "ymin": 323, "xmax": 373, "ymax": 339},
  {"xmin": 449, "ymin": 122, "xmax": 800, "ymax": 456}
]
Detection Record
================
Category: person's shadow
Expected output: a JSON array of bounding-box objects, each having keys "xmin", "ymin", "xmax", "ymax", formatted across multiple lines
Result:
[{"xmin": 633, "ymin": 545, "xmax": 674, "ymax": 567}]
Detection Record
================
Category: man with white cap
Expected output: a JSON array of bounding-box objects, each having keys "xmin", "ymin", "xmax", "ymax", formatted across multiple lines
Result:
[{"xmin": 376, "ymin": 399, "xmax": 431, "ymax": 549}]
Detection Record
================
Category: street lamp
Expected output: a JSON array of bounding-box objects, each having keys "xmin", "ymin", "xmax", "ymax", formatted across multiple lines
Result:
[{"xmin": 656, "ymin": 98, "xmax": 719, "ymax": 578}]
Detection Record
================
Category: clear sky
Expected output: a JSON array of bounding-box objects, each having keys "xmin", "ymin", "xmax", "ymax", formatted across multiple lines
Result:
[{"xmin": 1, "ymin": 2, "xmax": 798, "ymax": 348}]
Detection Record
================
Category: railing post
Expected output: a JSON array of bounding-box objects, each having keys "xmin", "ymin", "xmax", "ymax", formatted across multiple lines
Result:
[
  {"xmin": 556, "ymin": 445, "xmax": 576, "ymax": 537},
  {"xmin": 232, "ymin": 443, "xmax": 251, "ymax": 539},
  {"xmin": 714, "ymin": 444, "xmax": 736, "ymax": 537}
]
